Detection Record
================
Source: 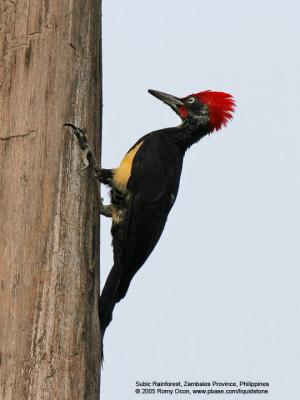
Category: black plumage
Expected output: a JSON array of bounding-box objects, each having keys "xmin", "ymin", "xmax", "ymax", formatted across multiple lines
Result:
[{"xmin": 100, "ymin": 123, "xmax": 209, "ymax": 340}]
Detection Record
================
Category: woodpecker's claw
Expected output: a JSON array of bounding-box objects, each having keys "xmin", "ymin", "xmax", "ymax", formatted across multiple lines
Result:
[
  {"xmin": 64, "ymin": 123, "xmax": 88, "ymax": 148},
  {"xmin": 79, "ymin": 148, "xmax": 91, "ymax": 170},
  {"xmin": 64, "ymin": 123, "xmax": 97, "ymax": 171},
  {"xmin": 64, "ymin": 124, "xmax": 113, "ymax": 187}
]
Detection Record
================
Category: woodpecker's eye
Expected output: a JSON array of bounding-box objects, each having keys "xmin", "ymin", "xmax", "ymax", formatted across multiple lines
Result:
[{"xmin": 187, "ymin": 97, "xmax": 196, "ymax": 104}]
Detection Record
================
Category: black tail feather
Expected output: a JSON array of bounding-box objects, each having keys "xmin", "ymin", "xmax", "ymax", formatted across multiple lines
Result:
[{"xmin": 99, "ymin": 264, "xmax": 122, "ymax": 362}]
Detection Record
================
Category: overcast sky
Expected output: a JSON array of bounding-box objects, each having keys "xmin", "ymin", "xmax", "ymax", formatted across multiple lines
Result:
[{"xmin": 100, "ymin": 1, "xmax": 300, "ymax": 399}]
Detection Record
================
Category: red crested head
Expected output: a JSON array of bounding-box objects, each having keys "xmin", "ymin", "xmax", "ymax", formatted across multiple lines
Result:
[
  {"xmin": 192, "ymin": 91, "xmax": 235, "ymax": 131},
  {"xmin": 149, "ymin": 89, "xmax": 236, "ymax": 133}
]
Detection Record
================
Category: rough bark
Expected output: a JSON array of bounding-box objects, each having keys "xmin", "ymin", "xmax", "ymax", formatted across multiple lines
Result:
[{"xmin": 0, "ymin": 0, "xmax": 101, "ymax": 399}]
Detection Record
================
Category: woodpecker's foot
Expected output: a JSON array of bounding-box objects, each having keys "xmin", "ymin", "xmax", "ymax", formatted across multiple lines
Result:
[
  {"xmin": 64, "ymin": 123, "xmax": 99, "ymax": 173},
  {"xmin": 100, "ymin": 198, "xmax": 112, "ymax": 218},
  {"xmin": 64, "ymin": 124, "xmax": 114, "ymax": 186}
]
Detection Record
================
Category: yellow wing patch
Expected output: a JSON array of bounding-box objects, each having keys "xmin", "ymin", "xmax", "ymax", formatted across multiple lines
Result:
[{"xmin": 113, "ymin": 141, "xmax": 144, "ymax": 192}]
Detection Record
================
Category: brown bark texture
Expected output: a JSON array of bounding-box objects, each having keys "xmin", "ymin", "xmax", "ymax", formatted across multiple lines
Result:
[{"xmin": 0, "ymin": 0, "xmax": 102, "ymax": 399}]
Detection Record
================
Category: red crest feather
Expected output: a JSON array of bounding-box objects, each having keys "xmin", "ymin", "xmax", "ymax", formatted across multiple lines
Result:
[{"xmin": 195, "ymin": 91, "xmax": 235, "ymax": 131}]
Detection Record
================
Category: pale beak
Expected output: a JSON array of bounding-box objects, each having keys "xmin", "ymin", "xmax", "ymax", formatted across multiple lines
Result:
[{"xmin": 148, "ymin": 89, "xmax": 183, "ymax": 111}]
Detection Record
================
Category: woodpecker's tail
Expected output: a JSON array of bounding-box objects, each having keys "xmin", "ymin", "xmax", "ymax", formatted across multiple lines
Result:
[{"xmin": 99, "ymin": 264, "xmax": 121, "ymax": 361}]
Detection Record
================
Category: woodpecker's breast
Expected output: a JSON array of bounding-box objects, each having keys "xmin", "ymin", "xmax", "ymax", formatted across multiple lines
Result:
[{"xmin": 113, "ymin": 141, "xmax": 144, "ymax": 192}]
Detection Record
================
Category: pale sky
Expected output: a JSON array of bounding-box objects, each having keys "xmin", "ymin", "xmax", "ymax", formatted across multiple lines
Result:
[{"xmin": 100, "ymin": 1, "xmax": 300, "ymax": 399}]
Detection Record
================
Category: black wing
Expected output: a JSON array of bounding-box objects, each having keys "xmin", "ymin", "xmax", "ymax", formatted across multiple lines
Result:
[
  {"xmin": 115, "ymin": 137, "xmax": 183, "ymax": 301},
  {"xmin": 100, "ymin": 136, "xmax": 183, "ymax": 339}
]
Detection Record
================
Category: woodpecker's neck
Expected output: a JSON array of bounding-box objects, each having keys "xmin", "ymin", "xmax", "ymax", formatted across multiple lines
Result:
[{"xmin": 175, "ymin": 120, "xmax": 211, "ymax": 151}]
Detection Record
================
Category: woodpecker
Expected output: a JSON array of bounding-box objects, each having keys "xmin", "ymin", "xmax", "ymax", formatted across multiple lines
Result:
[{"xmin": 66, "ymin": 88, "xmax": 235, "ymax": 354}]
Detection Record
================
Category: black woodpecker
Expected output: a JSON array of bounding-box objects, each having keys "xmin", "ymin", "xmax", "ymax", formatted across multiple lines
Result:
[{"xmin": 65, "ymin": 88, "xmax": 235, "ymax": 355}]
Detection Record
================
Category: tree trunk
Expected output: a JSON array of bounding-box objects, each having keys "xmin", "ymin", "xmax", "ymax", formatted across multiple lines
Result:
[{"xmin": 0, "ymin": 1, "xmax": 101, "ymax": 399}]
